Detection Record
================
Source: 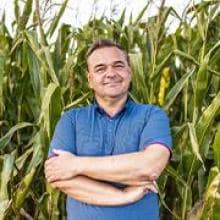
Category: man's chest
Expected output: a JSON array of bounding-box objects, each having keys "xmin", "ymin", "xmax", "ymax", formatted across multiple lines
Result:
[{"xmin": 75, "ymin": 115, "xmax": 146, "ymax": 156}]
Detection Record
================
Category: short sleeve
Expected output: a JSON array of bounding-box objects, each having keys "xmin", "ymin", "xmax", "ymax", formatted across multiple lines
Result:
[
  {"xmin": 48, "ymin": 111, "xmax": 76, "ymax": 157},
  {"xmin": 139, "ymin": 106, "xmax": 172, "ymax": 153}
]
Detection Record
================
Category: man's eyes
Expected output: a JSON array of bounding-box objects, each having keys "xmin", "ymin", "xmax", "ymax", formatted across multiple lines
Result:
[
  {"xmin": 113, "ymin": 64, "xmax": 125, "ymax": 68},
  {"xmin": 94, "ymin": 64, "xmax": 126, "ymax": 73},
  {"xmin": 95, "ymin": 67, "xmax": 106, "ymax": 73}
]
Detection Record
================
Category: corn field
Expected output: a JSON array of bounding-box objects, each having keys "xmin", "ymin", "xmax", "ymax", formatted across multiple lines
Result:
[{"xmin": 0, "ymin": 0, "xmax": 220, "ymax": 219}]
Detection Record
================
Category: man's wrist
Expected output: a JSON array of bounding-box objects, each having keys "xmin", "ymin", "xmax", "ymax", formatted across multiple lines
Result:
[
  {"xmin": 121, "ymin": 188, "xmax": 134, "ymax": 204},
  {"xmin": 109, "ymin": 188, "xmax": 131, "ymax": 205},
  {"xmin": 74, "ymin": 156, "xmax": 87, "ymax": 175}
]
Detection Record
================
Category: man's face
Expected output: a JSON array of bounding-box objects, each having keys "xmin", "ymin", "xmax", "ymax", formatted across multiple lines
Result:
[{"xmin": 87, "ymin": 47, "xmax": 131, "ymax": 100}]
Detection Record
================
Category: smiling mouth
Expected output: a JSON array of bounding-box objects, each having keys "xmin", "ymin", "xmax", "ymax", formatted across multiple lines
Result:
[{"xmin": 103, "ymin": 82, "xmax": 121, "ymax": 85}]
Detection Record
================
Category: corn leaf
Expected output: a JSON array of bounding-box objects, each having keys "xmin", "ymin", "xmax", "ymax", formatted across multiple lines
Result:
[
  {"xmin": 164, "ymin": 67, "xmax": 195, "ymax": 110},
  {"xmin": 47, "ymin": 0, "xmax": 69, "ymax": 38},
  {"xmin": 213, "ymin": 124, "xmax": 220, "ymax": 170},
  {"xmin": 188, "ymin": 122, "xmax": 205, "ymax": 170},
  {"xmin": 0, "ymin": 122, "xmax": 34, "ymax": 150},
  {"xmin": 196, "ymin": 91, "xmax": 220, "ymax": 145}
]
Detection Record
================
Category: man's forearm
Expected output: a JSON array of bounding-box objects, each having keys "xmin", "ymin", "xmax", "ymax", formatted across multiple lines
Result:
[
  {"xmin": 78, "ymin": 144, "xmax": 170, "ymax": 185},
  {"xmin": 50, "ymin": 176, "xmax": 152, "ymax": 206},
  {"xmin": 45, "ymin": 144, "xmax": 170, "ymax": 186}
]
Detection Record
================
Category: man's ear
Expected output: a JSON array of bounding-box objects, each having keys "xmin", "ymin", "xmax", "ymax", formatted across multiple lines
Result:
[
  {"xmin": 128, "ymin": 66, "xmax": 132, "ymax": 80},
  {"xmin": 87, "ymin": 71, "xmax": 93, "ymax": 89}
]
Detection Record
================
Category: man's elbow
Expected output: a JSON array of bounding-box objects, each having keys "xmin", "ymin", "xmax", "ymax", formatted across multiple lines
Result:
[
  {"xmin": 136, "ymin": 169, "xmax": 159, "ymax": 182},
  {"xmin": 138, "ymin": 145, "xmax": 170, "ymax": 181},
  {"xmin": 136, "ymin": 155, "xmax": 170, "ymax": 182}
]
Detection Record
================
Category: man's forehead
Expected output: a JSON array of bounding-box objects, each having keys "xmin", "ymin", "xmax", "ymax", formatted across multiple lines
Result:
[
  {"xmin": 87, "ymin": 47, "xmax": 127, "ymax": 67},
  {"xmin": 88, "ymin": 47, "xmax": 125, "ymax": 60}
]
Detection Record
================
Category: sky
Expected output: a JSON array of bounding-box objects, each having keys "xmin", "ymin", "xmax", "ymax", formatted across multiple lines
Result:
[{"xmin": 0, "ymin": 0, "xmax": 199, "ymax": 33}]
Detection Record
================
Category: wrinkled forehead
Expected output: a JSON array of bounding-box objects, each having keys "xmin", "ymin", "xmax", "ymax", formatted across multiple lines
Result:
[{"xmin": 87, "ymin": 47, "xmax": 128, "ymax": 70}]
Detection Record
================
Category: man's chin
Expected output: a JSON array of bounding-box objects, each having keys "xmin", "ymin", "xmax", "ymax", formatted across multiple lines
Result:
[{"xmin": 103, "ymin": 92, "xmax": 128, "ymax": 99}]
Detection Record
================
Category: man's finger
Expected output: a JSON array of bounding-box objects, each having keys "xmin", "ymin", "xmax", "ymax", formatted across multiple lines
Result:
[
  {"xmin": 44, "ymin": 165, "xmax": 53, "ymax": 177},
  {"xmin": 44, "ymin": 159, "xmax": 53, "ymax": 167},
  {"xmin": 48, "ymin": 175, "xmax": 59, "ymax": 183},
  {"xmin": 53, "ymin": 149, "xmax": 67, "ymax": 155},
  {"xmin": 143, "ymin": 182, "xmax": 158, "ymax": 193},
  {"xmin": 149, "ymin": 173, "xmax": 159, "ymax": 181},
  {"xmin": 145, "ymin": 185, "xmax": 158, "ymax": 193}
]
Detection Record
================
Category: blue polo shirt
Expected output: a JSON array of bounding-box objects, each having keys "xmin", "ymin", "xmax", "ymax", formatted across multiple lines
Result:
[{"xmin": 49, "ymin": 99, "xmax": 172, "ymax": 220}]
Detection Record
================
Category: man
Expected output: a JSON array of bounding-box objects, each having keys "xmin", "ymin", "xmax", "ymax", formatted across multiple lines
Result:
[{"xmin": 44, "ymin": 39, "xmax": 172, "ymax": 220}]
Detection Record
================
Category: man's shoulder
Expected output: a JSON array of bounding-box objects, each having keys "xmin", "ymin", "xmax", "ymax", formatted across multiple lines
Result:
[
  {"xmin": 132, "ymin": 101, "xmax": 162, "ymax": 112},
  {"xmin": 131, "ymin": 101, "xmax": 168, "ymax": 119},
  {"xmin": 62, "ymin": 104, "xmax": 94, "ymax": 118}
]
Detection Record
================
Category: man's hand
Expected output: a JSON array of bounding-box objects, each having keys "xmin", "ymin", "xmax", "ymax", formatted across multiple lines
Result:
[
  {"xmin": 44, "ymin": 149, "xmax": 80, "ymax": 183},
  {"xmin": 123, "ymin": 181, "xmax": 158, "ymax": 203}
]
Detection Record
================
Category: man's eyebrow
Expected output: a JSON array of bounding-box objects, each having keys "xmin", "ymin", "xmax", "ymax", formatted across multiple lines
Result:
[
  {"xmin": 94, "ymin": 63, "xmax": 106, "ymax": 69},
  {"xmin": 93, "ymin": 60, "xmax": 126, "ymax": 69},
  {"xmin": 113, "ymin": 60, "xmax": 126, "ymax": 65}
]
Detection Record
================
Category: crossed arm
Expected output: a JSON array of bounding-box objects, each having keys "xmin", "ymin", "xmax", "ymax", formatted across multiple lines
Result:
[
  {"xmin": 49, "ymin": 175, "xmax": 157, "ymax": 206},
  {"xmin": 45, "ymin": 144, "xmax": 170, "ymax": 206}
]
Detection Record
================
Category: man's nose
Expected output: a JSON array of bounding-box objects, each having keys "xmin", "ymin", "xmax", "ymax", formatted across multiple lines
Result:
[{"xmin": 105, "ymin": 66, "xmax": 116, "ymax": 77}]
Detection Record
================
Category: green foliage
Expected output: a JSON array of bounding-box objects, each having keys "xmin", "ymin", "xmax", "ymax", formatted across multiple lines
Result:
[{"xmin": 0, "ymin": 0, "xmax": 220, "ymax": 219}]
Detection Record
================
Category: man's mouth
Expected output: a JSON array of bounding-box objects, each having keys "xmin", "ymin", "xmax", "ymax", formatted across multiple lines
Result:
[{"xmin": 103, "ymin": 81, "xmax": 121, "ymax": 85}]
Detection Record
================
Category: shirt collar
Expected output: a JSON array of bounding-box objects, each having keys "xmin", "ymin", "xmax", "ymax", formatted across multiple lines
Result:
[{"xmin": 94, "ymin": 96, "xmax": 134, "ymax": 118}]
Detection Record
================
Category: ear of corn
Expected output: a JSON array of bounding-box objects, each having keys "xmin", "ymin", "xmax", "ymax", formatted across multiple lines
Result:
[{"xmin": 158, "ymin": 67, "xmax": 171, "ymax": 106}]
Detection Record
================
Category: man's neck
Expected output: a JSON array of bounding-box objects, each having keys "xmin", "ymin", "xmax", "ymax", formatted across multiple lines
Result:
[{"xmin": 95, "ymin": 94, "xmax": 128, "ymax": 117}]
